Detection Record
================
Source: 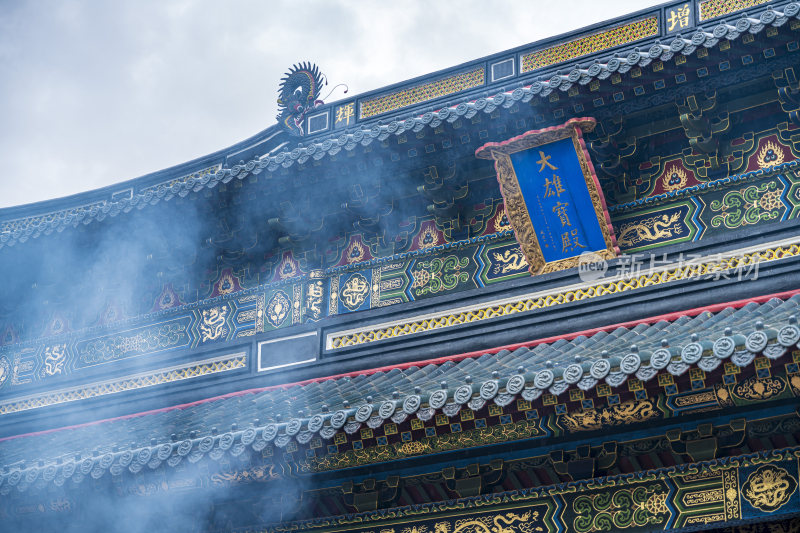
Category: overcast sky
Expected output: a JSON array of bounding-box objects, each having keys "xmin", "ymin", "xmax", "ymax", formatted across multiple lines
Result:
[{"xmin": 0, "ymin": 0, "xmax": 666, "ymax": 209}]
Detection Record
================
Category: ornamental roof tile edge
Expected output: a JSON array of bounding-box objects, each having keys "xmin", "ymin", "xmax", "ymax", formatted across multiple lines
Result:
[
  {"xmin": 250, "ymin": 3, "xmax": 798, "ymax": 169},
  {"xmin": 0, "ymin": 0, "xmax": 796, "ymax": 248},
  {"xmin": 1, "ymin": 294, "xmax": 799, "ymax": 491}
]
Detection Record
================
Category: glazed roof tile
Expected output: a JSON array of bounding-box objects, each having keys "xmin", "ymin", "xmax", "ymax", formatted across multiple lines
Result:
[{"xmin": 2, "ymin": 295, "xmax": 800, "ymax": 492}]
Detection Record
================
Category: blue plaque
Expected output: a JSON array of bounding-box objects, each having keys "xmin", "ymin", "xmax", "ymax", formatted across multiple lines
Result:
[{"xmin": 476, "ymin": 118, "xmax": 618, "ymax": 274}]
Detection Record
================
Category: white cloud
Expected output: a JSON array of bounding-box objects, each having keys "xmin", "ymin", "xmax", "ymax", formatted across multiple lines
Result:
[{"xmin": 0, "ymin": 0, "xmax": 664, "ymax": 208}]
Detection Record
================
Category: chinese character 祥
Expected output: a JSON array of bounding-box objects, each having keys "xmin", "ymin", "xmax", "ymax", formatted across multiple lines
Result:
[
  {"xmin": 667, "ymin": 3, "xmax": 690, "ymax": 32},
  {"xmin": 536, "ymin": 150, "xmax": 557, "ymax": 172},
  {"xmin": 560, "ymin": 228, "xmax": 586, "ymax": 253},
  {"xmin": 336, "ymin": 103, "xmax": 355, "ymax": 126},
  {"xmin": 543, "ymin": 176, "xmax": 565, "ymax": 198},
  {"xmin": 552, "ymin": 201, "xmax": 571, "ymax": 227}
]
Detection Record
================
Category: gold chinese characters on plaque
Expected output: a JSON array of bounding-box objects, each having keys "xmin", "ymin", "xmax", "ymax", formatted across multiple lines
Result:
[{"xmin": 476, "ymin": 118, "xmax": 618, "ymax": 275}]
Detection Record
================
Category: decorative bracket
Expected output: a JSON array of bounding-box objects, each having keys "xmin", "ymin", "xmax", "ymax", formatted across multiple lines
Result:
[
  {"xmin": 549, "ymin": 442, "xmax": 618, "ymax": 481},
  {"xmin": 586, "ymin": 118, "xmax": 637, "ymax": 204},
  {"xmin": 443, "ymin": 459, "xmax": 504, "ymax": 498},
  {"xmin": 666, "ymin": 418, "xmax": 746, "ymax": 462},
  {"xmin": 774, "ymin": 67, "xmax": 800, "ymax": 126},
  {"xmin": 342, "ymin": 476, "xmax": 401, "ymax": 512}
]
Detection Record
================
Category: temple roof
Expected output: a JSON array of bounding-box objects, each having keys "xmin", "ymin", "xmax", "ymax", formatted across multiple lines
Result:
[
  {"xmin": 1, "ymin": 0, "xmax": 797, "ymax": 249},
  {"xmin": 1, "ymin": 0, "xmax": 797, "ymax": 352},
  {"xmin": 1, "ymin": 294, "xmax": 798, "ymax": 493}
]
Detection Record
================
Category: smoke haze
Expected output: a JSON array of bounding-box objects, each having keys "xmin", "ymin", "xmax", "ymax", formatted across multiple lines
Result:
[{"xmin": 0, "ymin": 0, "xmax": 664, "ymax": 208}]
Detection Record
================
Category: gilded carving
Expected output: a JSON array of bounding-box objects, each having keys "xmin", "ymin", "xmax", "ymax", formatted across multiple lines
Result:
[
  {"xmin": 344, "ymin": 239, "xmax": 367, "ymax": 263},
  {"xmin": 304, "ymin": 419, "xmax": 542, "ymax": 472},
  {"xmin": 710, "ymin": 181, "xmax": 784, "ymax": 229},
  {"xmin": 341, "ymin": 273, "xmax": 370, "ymax": 310},
  {"xmin": 370, "ymin": 268, "xmax": 380, "ymax": 307},
  {"xmin": 266, "ymin": 451, "xmax": 800, "ymax": 533},
  {"xmin": 43, "ymin": 344, "xmax": 67, "ymax": 376},
  {"xmin": 266, "ymin": 291, "xmax": 290, "ymax": 328},
  {"xmin": 411, "ymin": 256, "xmax": 470, "ymax": 296},
  {"xmin": 416, "ymin": 225, "xmax": 442, "ymax": 249},
  {"xmin": 790, "ymin": 374, "xmax": 800, "ymax": 396},
  {"xmin": 292, "ymin": 284, "xmax": 301, "ymax": 324},
  {"xmin": 682, "ymin": 488, "xmax": 724, "ymax": 506},
  {"xmin": 492, "ymin": 151, "xmax": 544, "ymax": 272},
  {"xmin": 684, "ymin": 513, "xmax": 725, "ymax": 525},
  {"xmin": 572, "ymin": 485, "xmax": 669, "ymax": 533},
  {"xmin": 679, "ymin": 469, "xmax": 722, "ymax": 483},
  {"xmin": 397, "ymin": 440, "xmax": 431, "ymax": 456},
  {"xmin": 216, "ymin": 272, "xmax": 236, "ymax": 295},
  {"xmin": 199, "ymin": 305, "xmax": 228, "ymax": 342},
  {"xmin": 490, "ymin": 207, "xmax": 512, "ymax": 234},
  {"xmin": 305, "ymin": 281, "xmax": 324, "ymax": 320},
  {"xmin": 673, "ymin": 390, "xmax": 718, "ymax": 408},
  {"xmin": 741, "ymin": 465, "xmax": 797, "ymax": 512},
  {"xmin": 756, "ymin": 140, "xmax": 785, "ymax": 168},
  {"xmin": 539, "ymin": 249, "xmax": 616, "ymax": 274},
  {"xmin": 329, "ymin": 275, "xmax": 340, "ymax": 316},
  {"xmin": 379, "ymin": 277, "xmax": 403, "ymax": 291},
  {"xmin": 559, "ymin": 400, "xmax": 658, "ymax": 432},
  {"xmin": 0, "ymin": 354, "xmax": 246, "ymax": 415},
  {"xmin": 723, "ymin": 468, "xmax": 741, "ymax": 520},
  {"xmin": 211, "ymin": 464, "xmax": 280, "ymax": 485},
  {"xmin": 236, "ymin": 309, "xmax": 257, "ymax": 324},
  {"xmin": 732, "ymin": 377, "xmax": 786, "ymax": 402},
  {"xmin": 255, "ymin": 293, "xmax": 266, "ymax": 333},
  {"xmin": 78, "ymin": 321, "xmax": 188, "ymax": 366},
  {"xmin": 660, "ymin": 165, "xmax": 688, "ymax": 192},
  {"xmin": 438, "ymin": 511, "xmax": 536, "ymax": 533},
  {"xmin": 491, "ymin": 248, "xmax": 529, "ymax": 275},
  {"xmin": 0, "ymin": 356, "xmax": 10, "ymax": 388},
  {"xmin": 275, "ymin": 253, "xmax": 299, "ymax": 280},
  {"xmin": 616, "ymin": 212, "xmax": 683, "ymax": 248},
  {"xmin": 330, "ymin": 242, "xmax": 800, "ymax": 349},
  {"xmin": 715, "ymin": 383, "xmax": 735, "ymax": 407}
]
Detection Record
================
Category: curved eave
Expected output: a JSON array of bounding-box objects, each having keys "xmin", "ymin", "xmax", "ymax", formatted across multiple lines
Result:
[
  {"xmin": 1, "ymin": 0, "xmax": 796, "ymax": 249},
  {"xmin": 0, "ymin": 124, "xmax": 283, "ymax": 245}
]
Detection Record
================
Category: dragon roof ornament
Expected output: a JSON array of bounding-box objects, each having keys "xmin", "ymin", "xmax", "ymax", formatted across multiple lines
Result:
[
  {"xmin": 2, "ymin": 3, "xmax": 798, "ymax": 248},
  {"xmin": 276, "ymin": 62, "xmax": 326, "ymax": 136}
]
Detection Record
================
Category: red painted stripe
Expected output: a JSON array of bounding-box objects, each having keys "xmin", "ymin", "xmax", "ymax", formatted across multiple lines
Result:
[
  {"xmin": 660, "ymin": 451, "xmax": 677, "ymax": 468},
  {"xmin": 618, "ymin": 456, "xmax": 636, "ymax": 474},
  {"xmin": 2, "ymin": 288, "xmax": 798, "ymax": 443}
]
